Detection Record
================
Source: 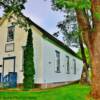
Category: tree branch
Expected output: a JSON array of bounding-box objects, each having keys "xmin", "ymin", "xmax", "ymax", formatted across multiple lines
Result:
[
  {"xmin": 76, "ymin": 9, "xmax": 91, "ymax": 46},
  {"xmin": 0, "ymin": 2, "xmax": 7, "ymax": 8},
  {"xmin": 91, "ymin": 0, "xmax": 100, "ymax": 31},
  {"xmin": 89, "ymin": 0, "xmax": 100, "ymax": 46}
]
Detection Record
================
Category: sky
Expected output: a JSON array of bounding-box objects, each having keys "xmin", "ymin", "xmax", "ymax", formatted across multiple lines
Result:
[
  {"xmin": 0, "ymin": 0, "xmax": 64, "ymax": 34},
  {"xmin": 0, "ymin": 0, "xmax": 64, "ymax": 39},
  {"xmin": 0, "ymin": 0, "xmax": 78, "ymax": 52},
  {"xmin": 22, "ymin": 0, "xmax": 65, "ymax": 34}
]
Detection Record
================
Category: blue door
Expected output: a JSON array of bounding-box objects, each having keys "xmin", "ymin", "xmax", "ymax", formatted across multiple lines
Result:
[
  {"xmin": 0, "ymin": 73, "xmax": 1, "ymax": 82},
  {"xmin": 8, "ymin": 72, "xmax": 17, "ymax": 88}
]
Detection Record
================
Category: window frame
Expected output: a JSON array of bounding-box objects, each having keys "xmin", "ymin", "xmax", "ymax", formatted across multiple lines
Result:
[
  {"xmin": 55, "ymin": 50, "xmax": 61, "ymax": 73},
  {"xmin": 7, "ymin": 25, "xmax": 15, "ymax": 42},
  {"xmin": 5, "ymin": 43, "xmax": 14, "ymax": 52},
  {"xmin": 66, "ymin": 56, "xmax": 70, "ymax": 74},
  {"xmin": 73, "ymin": 59, "xmax": 76, "ymax": 74},
  {"xmin": 0, "ymin": 73, "xmax": 1, "ymax": 82}
]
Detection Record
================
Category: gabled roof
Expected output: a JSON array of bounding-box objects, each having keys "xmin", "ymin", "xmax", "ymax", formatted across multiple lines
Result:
[
  {"xmin": 22, "ymin": 15, "xmax": 81, "ymax": 60},
  {"xmin": 0, "ymin": 13, "xmax": 82, "ymax": 60}
]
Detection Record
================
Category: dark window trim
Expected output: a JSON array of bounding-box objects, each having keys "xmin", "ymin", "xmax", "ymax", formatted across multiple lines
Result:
[
  {"xmin": 7, "ymin": 25, "xmax": 15, "ymax": 42},
  {"xmin": 0, "ymin": 73, "xmax": 1, "ymax": 82},
  {"xmin": 2, "ymin": 56, "xmax": 16, "ymax": 77},
  {"xmin": 66, "ymin": 56, "xmax": 70, "ymax": 74},
  {"xmin": 5, "ymin": 43, "xmax": 14, "ymax": 52},
  {"xmin": 73, "ymin": 59, "xmax": 76, "ymax": 74},
  {"xmin": 55, "ymin": 50, "xmax": 61, "ymax": 73}
]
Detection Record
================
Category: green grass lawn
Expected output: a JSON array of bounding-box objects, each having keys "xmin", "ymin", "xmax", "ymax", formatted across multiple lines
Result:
[{"xmin": 0, "ymin": 84, "xmax": 91, "ymax": 100}]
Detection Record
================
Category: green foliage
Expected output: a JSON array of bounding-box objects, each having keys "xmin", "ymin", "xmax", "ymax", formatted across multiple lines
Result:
[
  {"xmin": 52, "ymin": 0, "xmax": 91, "ymax": 10},
  {"xmin": 15, "ymin": 15, "xmax": 31, "ymax": 32},
  {"xmin": 77, "ymin": 47, "xmax": 90, "ymax": 64},
  {"xmin": 94, "ymin": 12, "xmax": 100, "ymax": 20},
  {"xmin": 0, "ymin": 0, "xmax": 31, "ymax": 31},
  {"xmin": 23, "ymin": 28, "xmax": 35, "ymax": 90},
  {"xmin": 0, "ymin": 0, "xmax": 27, "ymax": 13},
  {"xmin": 54, "ymin": 8, "xmax": 80, "ymax": 48}
]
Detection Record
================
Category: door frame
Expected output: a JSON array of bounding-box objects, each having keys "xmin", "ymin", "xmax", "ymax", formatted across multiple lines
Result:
[
  {"xmin": 0, "ymin": 73, "xmax": 1, "ymax": 82},
  {"xmin": 2, "ymin": 56, "xmax": 16, "ymax": 77}
]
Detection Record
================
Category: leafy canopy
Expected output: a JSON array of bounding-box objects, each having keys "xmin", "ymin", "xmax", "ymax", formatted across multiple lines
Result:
[
  {"xmin": 52, "ymin": 0, "xmax": 91, "ymax": 10},
  {"xmin": 0, "ymin": 0, "xmax": 27, "ymax": 13},
  {"xmin": 77, "ymin": 47, "xmax": 90, "ymax": 64}
]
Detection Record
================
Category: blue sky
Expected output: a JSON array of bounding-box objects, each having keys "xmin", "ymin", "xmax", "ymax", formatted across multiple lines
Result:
[
  {"xmin": 0, "ymin": 0, "xmax": 78, "ymax": 51},
  {"xmin": 22, "ymin": 0, "xmax": 65, "ymax": 34},
  {"xmin": 0, "ymin": 0, "xmax": 64, "ymax": 34}
]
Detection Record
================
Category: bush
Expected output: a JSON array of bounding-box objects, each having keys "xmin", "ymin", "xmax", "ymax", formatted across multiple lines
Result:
[{"xmin": 23, "ymin": 28, "xmax": 35, "ymax": 89}]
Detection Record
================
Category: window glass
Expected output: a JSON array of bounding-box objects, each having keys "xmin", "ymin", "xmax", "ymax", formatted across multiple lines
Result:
[
  {"xmin": 73, "ymin": 59, "xmax": 76, "ymax": 74},
  {"xmin": 55, "ymin": 50, "xmax": 60, "ymax": 73},
  {"xmin": 7, "ymin": 26, "xmax": 15, "ymax": 42},
  {"xmin": 66, "ymin": 56, "xmax": 70, "ymax": 74}
]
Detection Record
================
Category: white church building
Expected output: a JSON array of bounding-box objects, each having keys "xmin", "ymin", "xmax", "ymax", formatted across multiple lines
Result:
[{"xmin": 0, "ymin": 14, "xmax": 83, "ymax": 88}]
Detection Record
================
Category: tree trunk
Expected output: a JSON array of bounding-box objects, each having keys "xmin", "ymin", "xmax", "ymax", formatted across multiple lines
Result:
[
  {"xmin": 90, "ymin": 31, "xmax": 100, "ymax": 99},
  {"xmin": 88, "ymin": 32, "xmax": 100, "ymax": 99},
  {"xmin": 76, "ymin": 0, "xmax": 100, "ymax": 97},
  {"xmin": 79, "ymin": 34, "xmax": 89, "ymax": 84},
  {"xmin": 90, "ymin": 0, "xmax": 100, "ymax": 99}
]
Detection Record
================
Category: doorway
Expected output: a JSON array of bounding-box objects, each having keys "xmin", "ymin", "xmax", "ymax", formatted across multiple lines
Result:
[{"xmin": 3, "ymin": 57, "xmax": 16, "ymax": 76}]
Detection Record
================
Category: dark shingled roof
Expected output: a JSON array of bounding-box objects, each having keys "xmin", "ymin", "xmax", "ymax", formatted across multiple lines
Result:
[{"xmin": 22, "ymin": 14, "xmax": 82, "ymax": 60}]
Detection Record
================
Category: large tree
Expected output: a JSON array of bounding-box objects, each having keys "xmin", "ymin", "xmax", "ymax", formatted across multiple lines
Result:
[{"xmin": 52, "ymin": 0, "xmax": 100, "ymax": 99}]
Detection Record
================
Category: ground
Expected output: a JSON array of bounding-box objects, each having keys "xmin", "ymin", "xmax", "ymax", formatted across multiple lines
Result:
[{"xmin": 0, "ymin": 84, "xmax": 92, "ymax": 100}]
